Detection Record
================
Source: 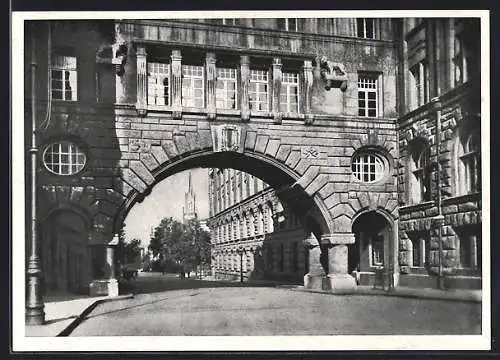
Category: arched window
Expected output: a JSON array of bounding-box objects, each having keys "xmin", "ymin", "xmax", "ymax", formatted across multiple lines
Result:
[
  {"xmin": 241, "ymin": 212, "xmax": 248, "ymax": 238},
  {"xmin": 258, "ymin": 207, "xmax": 265, "ymax": 235},
  {"xmin": 266, "ymin": 203, "xmax": 274, "ymax": 233},
  {"xmin": 248, "ymin": 210, "xmax": 255, "ymax": 237},
  {"xmin": 459, "ymin": 131, "xmax": 481, "ymax": 194}
]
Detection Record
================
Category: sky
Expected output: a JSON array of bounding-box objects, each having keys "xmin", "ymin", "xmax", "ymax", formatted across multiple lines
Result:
[{"xmin": 123, "ymin": 168, "xmax": 210, "ymax": 248}]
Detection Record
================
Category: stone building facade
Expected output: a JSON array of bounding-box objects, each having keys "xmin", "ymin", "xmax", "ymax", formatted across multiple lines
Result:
[
  {"xmin": 208, "ymin": 169, "xmax": 308, "ymax": 282},
  {"xmin": 23, "ymin": 16, "xmax": 482, "ymax": 300},
  {"xmin": 394, "ymin": 18, "xmax": 482, "ymax": 289}
]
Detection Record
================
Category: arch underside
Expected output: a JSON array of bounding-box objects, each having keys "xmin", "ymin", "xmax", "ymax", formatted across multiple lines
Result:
[{"xmin": 116, "ymin": 149, "xmax": 333, "ymax": 237}]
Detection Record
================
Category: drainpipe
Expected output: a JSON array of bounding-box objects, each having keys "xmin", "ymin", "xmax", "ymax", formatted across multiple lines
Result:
[
  {"xmin": 431, "ymin": 97, "xmax": 445, "ymax": 290},
  {"xmin": 26, "ymin": 23, "xmax": 45, "ymax": 325}
]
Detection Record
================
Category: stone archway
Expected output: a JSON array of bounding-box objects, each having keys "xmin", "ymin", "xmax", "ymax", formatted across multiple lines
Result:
[{"xmin": 351, "ymin": 210, "xmax": 395, "ymax": 288}]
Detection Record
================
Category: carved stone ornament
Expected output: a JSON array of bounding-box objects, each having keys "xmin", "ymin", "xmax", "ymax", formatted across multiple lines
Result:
[
  {"xmin": 318, "ymin": 56, "xmax": 348, "ymax": 91},
  {"xmin": 300, "ymin": 146, "xmax": 320, "ymax": 159},
  {"xmin": 212, "ymin": 124, "xmax": 241, "ymax": 152},
  {"xmin": 405, "ymin": 122, "xmax": 430, "ymax": 142},
  {"xmin": 129, "ymin": 139, "xmax": 152, "ymax": 153},
  {"xmin": 112, "ymin": 43, "xmax": 128, "ymax": 76}
]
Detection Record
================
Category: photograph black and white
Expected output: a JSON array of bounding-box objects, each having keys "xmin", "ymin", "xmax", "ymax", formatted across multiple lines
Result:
[{"xmin": 12, "ymin": 11, "xmax": 490, "ymax": 351}]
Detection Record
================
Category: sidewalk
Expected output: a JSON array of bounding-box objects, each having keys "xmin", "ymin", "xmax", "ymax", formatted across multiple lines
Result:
[
  {"xmin": 290, "ymin": 285, "xmax": 482, "ymax": 303},
  {"xmin": 25, "ymin": 293, "xmax": 134, "ymax": 337}
]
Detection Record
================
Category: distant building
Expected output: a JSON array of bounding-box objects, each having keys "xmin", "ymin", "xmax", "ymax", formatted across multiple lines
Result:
[
  {"xmin": 182, "ymin": 172, "xmax": 198, "ymax": 223},
  {"xmin": 208, "ymin": 169, "xmax": 306, "ymax": 282}
]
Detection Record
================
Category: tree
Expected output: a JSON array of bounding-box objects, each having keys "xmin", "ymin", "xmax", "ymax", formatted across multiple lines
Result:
[
  {"xmin": 148, "ymin": 217, "xmax": 211, "ymax": 275},
  {"xmin": 123, "ymin": 238, "xmax": 142, "ymax": 264}
]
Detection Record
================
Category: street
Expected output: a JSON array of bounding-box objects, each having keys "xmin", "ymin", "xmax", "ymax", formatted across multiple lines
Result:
[{"xmin": 70, "ymin": 272, "xmax": 481, "ymax": 336}]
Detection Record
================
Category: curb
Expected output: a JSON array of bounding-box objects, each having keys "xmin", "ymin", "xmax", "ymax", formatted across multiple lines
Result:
[
  {"xmin": 287, "ymin": 286, "xmax": 481, "ymax": 303},
  {"xmin": 57, "ymin": 293, "xmax": 134, "ymax": 337}
]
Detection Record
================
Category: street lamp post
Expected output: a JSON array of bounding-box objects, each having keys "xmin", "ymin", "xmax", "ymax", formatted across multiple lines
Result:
[{"xmin": 26, "ymin": 23, "xmax": 45, "ymax": 325}]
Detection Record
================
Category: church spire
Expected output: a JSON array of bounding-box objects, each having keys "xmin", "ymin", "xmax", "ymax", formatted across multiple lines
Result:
[{"xmin": 183, "ymin": 171, "xmax": 197, "ymax": 223}]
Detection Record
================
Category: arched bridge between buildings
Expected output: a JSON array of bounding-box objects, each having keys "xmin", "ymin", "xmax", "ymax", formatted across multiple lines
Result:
[{"xmin": 37, "ymin": 104, "xmax": 398, "ymax": 295}]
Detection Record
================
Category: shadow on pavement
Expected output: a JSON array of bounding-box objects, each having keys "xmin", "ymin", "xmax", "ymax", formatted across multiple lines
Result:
[{"xmin": 119, "ymin": 272, "xmax": 284, "ymax": 296}]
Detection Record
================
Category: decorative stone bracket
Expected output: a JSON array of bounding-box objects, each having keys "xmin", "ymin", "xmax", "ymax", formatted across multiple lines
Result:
[
  {"xmin": 112, "ymin": 43, "xmax": 128, "ymax": 76},
  {"xmin": 303, "ymin": 232, "xmax": 320, "ymax": 248},
  {"xmin": 317, "ymin": 56, "xmax": 348, "ymax": 91},
  {"xmin": 405, "ymin": 122, "xmax": 431, "ymax": 143}
]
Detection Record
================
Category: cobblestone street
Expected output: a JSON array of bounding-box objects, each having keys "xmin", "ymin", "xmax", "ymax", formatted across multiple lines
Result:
[{"xmin": 69, "ymin": 273, "xmax": 481, "ymax": 336}]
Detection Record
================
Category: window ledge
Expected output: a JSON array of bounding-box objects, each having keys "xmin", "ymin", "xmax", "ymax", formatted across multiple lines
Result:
[
  {"xmin": 399, "ymin": 201, "xmax": 435, "ymax": 214},
  {"xmin": 216, "ymin": 109, "xmax": 241, "ymax": 116},
  {"xmin": 442, "ymin": 193, "xmax": 481, "ymax": 206}
]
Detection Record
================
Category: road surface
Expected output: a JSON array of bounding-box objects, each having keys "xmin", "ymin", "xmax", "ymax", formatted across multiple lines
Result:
[{"xmin": 69, "ymin": 273, "xmax": 481, "ymax": 336}]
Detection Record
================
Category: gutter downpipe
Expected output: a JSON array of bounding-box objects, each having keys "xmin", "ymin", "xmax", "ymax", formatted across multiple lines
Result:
[{"xmin": 431, "ymin": 96, "xmax": 445, "ymax": 290}]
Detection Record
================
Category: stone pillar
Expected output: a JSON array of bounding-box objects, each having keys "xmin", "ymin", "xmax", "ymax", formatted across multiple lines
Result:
[
  {"xmin": 322, "ymin": 233, "xmax": 357, "ymax": 293},
  {"xmin": 240, "ymin": 55, "xmax": 250, "ymax": 121},
  {"xmin": 303, "ymin": 60, "xmax": 315, "ymax": 124},
  {"xmin": 171, "ymin": 49, "xmax": 182, "ymax": 119},
  {"xmin": 272, "ymin": 57, "xmax": 282, "ymax": 124},
  {"xmin": 105, "ymin": 245, "xmax": 119, "ymax": 296},
  {"xmin": 136, "ymin": 46, "xmax": 147, "ymax": 116},
  {"xmin": 89, "ymin": 235, "xmax": 119, "ymax": 297},
  {"xmin": 303, "ymin": 233, "xmax": 326, "ymax": 290},
  {"xmin": 206, "ymin": 52, "xmax": 217, "ymax": 120}
]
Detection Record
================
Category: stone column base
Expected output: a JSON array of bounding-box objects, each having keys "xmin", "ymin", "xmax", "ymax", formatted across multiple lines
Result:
[
  {"xmin": 304, "ymin": 274, "xmax": 326, "ymax": 290},
  {"xmin": 324, "ymin": 274, "xmax": 357, "ymax": 294},
  {"xmin": 89, "ymin": 278, "xmax": 119, "ymax": 297}
]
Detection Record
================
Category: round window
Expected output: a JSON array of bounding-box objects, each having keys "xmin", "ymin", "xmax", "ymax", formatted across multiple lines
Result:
[
  {"xmin": 43, "ymin": 142, "xmax": 87, "ymax": 176},
  {"xmin": 351, "ymin": 152, "xmax": 387, "ymax": 183}
]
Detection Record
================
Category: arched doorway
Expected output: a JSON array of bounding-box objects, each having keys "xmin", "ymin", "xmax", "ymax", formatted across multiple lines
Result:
[
  {"xmin": 42, "ymin": 210, "xmax": 90, "ymax": 294},
  {"xmin": 350, "ymin": 211, "xmax": 393, "ymax": 287}
]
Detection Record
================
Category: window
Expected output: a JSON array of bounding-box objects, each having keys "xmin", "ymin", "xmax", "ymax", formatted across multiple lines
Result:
[
  {"xmin": 413, "ymin": 147, "xmax": 432, "ymax": 202},
  {"xmin": 182, "ymin": 65, "xmax": 204, "ymax": 107},
  {"xmin": 148, "ymin": 62, "xmax": 170, "ymax": 105},
  {"xmin": 460, "ymin": 131, "xmax": 481, "ymax": 194},
  {"xmin": 214, "ymin": 18, "xmax": 237, "ymax": 25},
  {"xmin": 358, "ymin": 75, "xmax": 378, "ymax": 117},
  {"xmin": 277, "ymin": 18, "xmax": 298, "ymax": 32},
  {"xmin": 249, "ymin": 70, "xmax": 269, "ymax": 111},
  {"xmin": 280, "ymin": 72, "xmax": 299, "ymax": 113},
  {"xmin": 43, "ymin": 142, "xmax": 86, "ymax": 176},
  {"xmin": 453, "ymin": 36, "xmax": 468, "ymax": 86},
  {"xmin": 351, "ymin": 152, "xmax": 386, "ymax": 183},
  {"xmin": 51, "ymin": 54, "xmax": 77, "ymax": 101},
  {"xmin": 216, "ymin": 68, "xmax": 237, "ymax": 109},
  {"xmin": 356, "ymin": 18, "xmax": 375, "ymax": 39},
  {"xmin": 371, "ymin": 234, "xmax": 384, "ymax": 267},
  {"xmin": 408, "ymin": 232, "xmax": 429, "ymax": 267},
  {"xmin": 456, "ymin": 226, "xmax": 481, "ymax": 270},
  {"xmin": 410, "ymin": 61, "xmax": 430, "ymax": 109}
]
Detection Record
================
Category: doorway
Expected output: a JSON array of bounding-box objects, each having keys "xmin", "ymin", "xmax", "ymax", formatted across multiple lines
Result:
[{"xmin": 350, "ymin": 211, "xmax": 393, "ymax": 285}]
